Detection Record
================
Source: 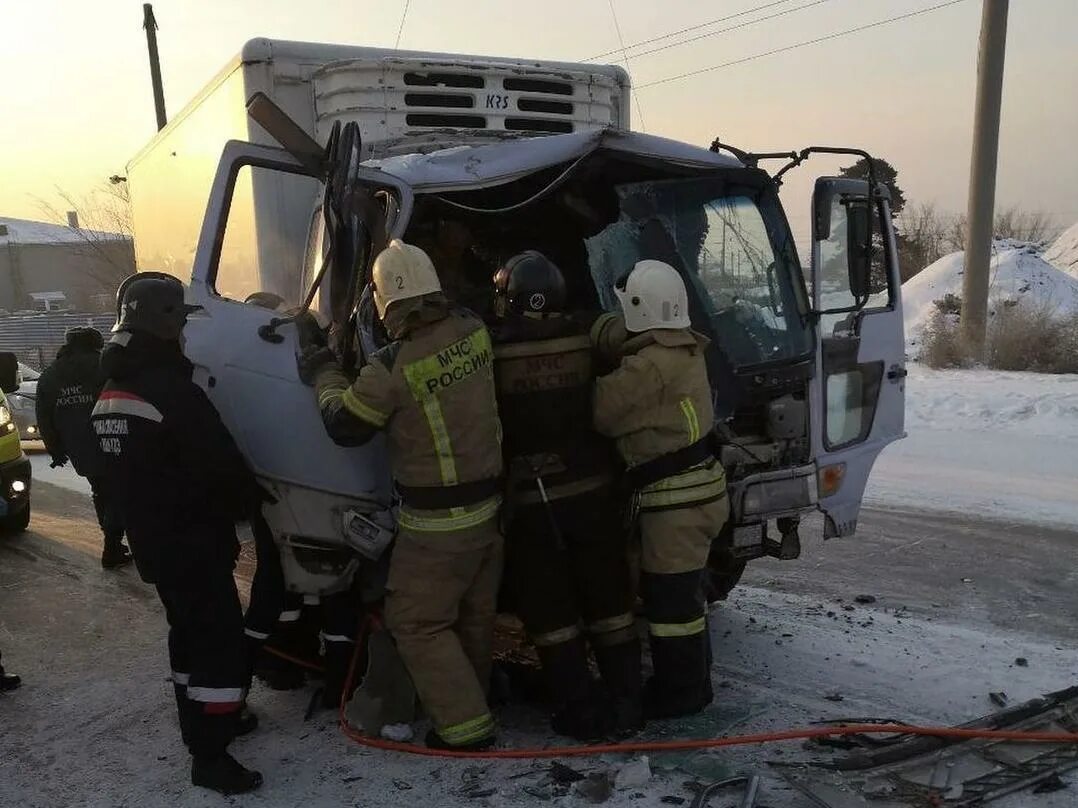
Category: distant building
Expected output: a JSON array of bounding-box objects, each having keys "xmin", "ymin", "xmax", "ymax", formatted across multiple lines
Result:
[{"xmin": 0, "ymin": 215, "xmax": 134, "ymax": 313}]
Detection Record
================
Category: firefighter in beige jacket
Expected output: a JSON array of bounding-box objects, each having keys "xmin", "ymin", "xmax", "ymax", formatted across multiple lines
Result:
[
  {"xmin": 305, "ymin": 240, "xmax": 504, "ymax": 750},
  {"xmin": 592, "ymin": 260, "xmax": 729, "ymax": 719}
]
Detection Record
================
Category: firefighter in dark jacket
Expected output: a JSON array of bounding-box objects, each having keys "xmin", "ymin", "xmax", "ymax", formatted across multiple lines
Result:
[
  {"xmin": 593, "ymin": 260, "xmax": 729, "ymax": 720},
  {"xmin": 92, "ymin": 274, "xmax": 265, "ymax": 795},
  {"xmin": 489, "ymin": 251, "xmax": 641, "ymax": 739},
  {"xmin": 303, "ymin": 239, "xmax": 504, "ymax": 750},
  {"xmin": 36, "ymin": 327, "xmax": 131, "ymax": 568}
]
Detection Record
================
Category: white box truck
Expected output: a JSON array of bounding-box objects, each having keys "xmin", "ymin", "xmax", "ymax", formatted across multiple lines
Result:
[{"xmin": 127, "ymin": 38, "xmax": 906, "ymax": 596}]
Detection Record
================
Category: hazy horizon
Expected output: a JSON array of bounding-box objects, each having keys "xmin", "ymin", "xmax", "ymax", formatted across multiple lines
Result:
[{"xmin": 2, "ymin": 0, "xmax": 1076, "ymax": 239}]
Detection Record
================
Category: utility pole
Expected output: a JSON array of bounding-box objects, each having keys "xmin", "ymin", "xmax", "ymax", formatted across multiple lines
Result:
[
  {"xmin": 143, "ymin": 4, "xmax": 168, "ymax": 131},
  {"xmin": 961, "ymin": 0, "xmax": 1009, "ymax": 358}
]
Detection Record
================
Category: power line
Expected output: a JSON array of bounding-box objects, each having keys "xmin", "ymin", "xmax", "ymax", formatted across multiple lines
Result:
[
  {"xmin": 607, "ymin": 0, "xmax": 648, "ymax": 132},
  {"xmin": 585, "ymin": 0, "xmax": 795, "ymax": 62},
  {"xmin": 602, "ymin": 0, "xmax": 835, "ymax": 64},
  {"xmin": 637, "ymin": 0, "xmax": 969, "ymax": 90},
  {"xmin": 394, "ymin": 0, "xmax": 411, "ymax": 50}
]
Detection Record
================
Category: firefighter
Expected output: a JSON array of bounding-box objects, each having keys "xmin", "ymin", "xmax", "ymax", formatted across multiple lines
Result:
[
  {"xmin": 489, "ymin": 251, "xmax": 641, "ymax": 739},
  {"xmin": 35, "ymin": 327, "xmax": 132, "ymax": 568},
  {"xmin": 92, "ymin": 274, "xmax": 265, "ymax": 794},
  {"xmin": 592, "ymin": 260, "xmax": 729, "ymax": 720},
  {"xmin": 302, "ymin": 239, "xmax": 503, "ymax": 750}
]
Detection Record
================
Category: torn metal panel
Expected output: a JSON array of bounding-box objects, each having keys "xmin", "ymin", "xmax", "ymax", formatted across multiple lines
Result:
[{"xmin": 782, "ymin": 685, "xmax": 1078, "ymax": 806}]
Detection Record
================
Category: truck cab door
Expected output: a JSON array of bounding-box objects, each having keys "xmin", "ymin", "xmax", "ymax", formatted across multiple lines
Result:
[
  {"xmin": 809, "ymin": 177, "xmax": 906, "ymax": 537},
  {"xmin": 182, "ymin": 140, "xmax": 408, "ymax": 555}
]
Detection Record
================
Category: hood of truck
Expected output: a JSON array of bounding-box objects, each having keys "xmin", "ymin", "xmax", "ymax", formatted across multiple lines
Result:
[{"xmin": 363, "ymin": 128, "xmax": 745, "ymax": 193}]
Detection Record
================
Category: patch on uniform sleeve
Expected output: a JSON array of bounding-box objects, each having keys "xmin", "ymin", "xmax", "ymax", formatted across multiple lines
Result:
[
  {"xmin": 92, "ymin": 390, "xmax": 164, "ymax": 423},
  {"xmin": 402, "ymin": 327, "xmax": 494, "ymax": 401}
]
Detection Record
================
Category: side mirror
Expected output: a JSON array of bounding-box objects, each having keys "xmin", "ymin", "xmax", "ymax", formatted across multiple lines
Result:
[
  {"xmin": 0, "ymin": 352, "xmax": 19, "ymax": 394},
  {"xmin": 845, "ymin": 198, "xmax": 873, "ymax": 301}
]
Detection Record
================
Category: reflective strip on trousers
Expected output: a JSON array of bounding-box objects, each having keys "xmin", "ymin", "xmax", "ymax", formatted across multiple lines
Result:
[
  {"xmin": 532, "ymin": 624, "xmax": 582, "ymax": 647},
  {"xmin": 439, "ymin": 712, "xmax": 495, "ymax": 746},
  {"xmin": 679, "ymin": 397, "xmax": 700, "ymax": 443},
  {"xmin": 649, "ymin": 616, "xmax": 706, "ymax": 638},
  {"xmin": 302, "ymin": 594, "xmax": 321, "ymax": 606},
  {"xmin": 341, "ymin": 387, "xmax": 389, "ymax": 427},
  {"xmin": 397, "ymin": 496, "xmax": 501, "ymax": 533},
  {"xmin": 585, "ymin": 613, "xmax": 635, "ymax": 635},
  {"xmin": 638, "ymin": 464, "xmax": 727, "ymax": 510},
  {"xmin": 244, "ymin": 627, "xmax": 270, "ymax": 640},
  {"xmin": 171, "ymin": 671, "xmax": 191, "ymax": 686},
  {"xmin": 278, "ymin": 609, "xmax": 302, "ymax": 623},
  {"xmin": 186, "ymin": 686, "xmax": 247, "ymax": 703}
]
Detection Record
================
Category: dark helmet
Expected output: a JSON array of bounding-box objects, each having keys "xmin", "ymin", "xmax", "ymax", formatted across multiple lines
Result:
[
  {"xmin": 492, "ymin": 251, "xmax": 567, "ymax": 318},
  {"xmin": 64, "ymin": 327, "xmax": 104, "ymax": 351},
  {"xmin": 113, "ymin": 272, "xmax": 202, "ymax": 341}
]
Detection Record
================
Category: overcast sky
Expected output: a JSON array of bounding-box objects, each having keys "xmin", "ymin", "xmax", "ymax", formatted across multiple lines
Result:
[{"xmin": 2, "ymin": 0, "xmax": 1076, "ymax": 236}]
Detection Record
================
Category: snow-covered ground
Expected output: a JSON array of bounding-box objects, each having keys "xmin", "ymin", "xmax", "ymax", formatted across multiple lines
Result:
[
  {"xmin": 26, "ymin": 444, "xmax": 91, "ymax": 495},
  {"xmin": 1045, "ymin": 219, "xmax": 1078, "ymax": 278},
  {"xmin": 867, "ymin": 364, "xmax": 1078, "ymax": 528},
  {"xmin": 903, "ymin": 239, "xmax": 1078, "ymax": 354}
]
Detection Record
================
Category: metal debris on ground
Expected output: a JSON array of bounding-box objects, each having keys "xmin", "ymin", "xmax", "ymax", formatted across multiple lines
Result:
[
  {"xmin": 854, "ymin": 595, "xmax": 877, "ymax": 605},
  {"xmin": 1014, "ymin": 657, "xmax": 1029, "ymax": 667},
  {"xmin": 686, "ymin": 775, "xmax": 761, "ymax": 808},
  {"xmin": 825, "ymin": 693, "xmax": 845, "ymax": 703},
  {"xmin": 782, "ymin": 685, "xmax": 1078, "ymax": 806},
  {"xmin": 549, "ymin": 761, "xmax": 586, "ymax": 784},
  {"xmin": 988, "ymin": 692, "xmax": 1008, "ymax": 708}
]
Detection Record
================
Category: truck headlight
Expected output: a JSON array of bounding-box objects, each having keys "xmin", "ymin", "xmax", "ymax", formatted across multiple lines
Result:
[
  {"xmin": 742, "ymin": 474, "xmax": 817, "ymax": 517},
  {"xmin": 11, "ymin": 480, "xmax": 26, "ymax": 494},
  {"xmin": 0, "ymin": 406, "xmax": 10, "ymax": 427}
]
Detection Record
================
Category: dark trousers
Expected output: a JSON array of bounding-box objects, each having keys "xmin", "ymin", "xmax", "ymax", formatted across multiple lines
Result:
[
  {"xmin": 505, "ymin": 486, "xmax": 636, "ymax": 707},
  {"xmin": 157, "ymin": 565, "xmax": 247, "ymax": 757},
  {"xmin": 244, "ymin": 515, "xmax": 285, "ymax": 645},
  {"xmin": 87, "ymin": 475, "xmax": 124, "ymax": 546}
]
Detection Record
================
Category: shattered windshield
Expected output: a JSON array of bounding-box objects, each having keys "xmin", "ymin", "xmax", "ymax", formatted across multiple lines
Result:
[{"xmin": 586, "ymin": 176, "xmax": 811, "ymax": 369}]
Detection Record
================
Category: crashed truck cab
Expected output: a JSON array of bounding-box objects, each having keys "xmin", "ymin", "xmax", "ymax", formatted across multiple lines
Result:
[{"xmin": 176, "ymin": 60, "xmax": 906, "ymax": 597}]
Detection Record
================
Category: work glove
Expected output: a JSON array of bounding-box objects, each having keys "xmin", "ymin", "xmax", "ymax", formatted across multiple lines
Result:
[
  {"xmin": 297, "ymin": 345, "xmax": 338, "ymax": 387},
  {"xmin": 294, "ymin": 310, "xmax": 328, "ymax": 351},
  {"xmin": 50, "ymin": 455, "xmax": 69, "ymax": 469}
]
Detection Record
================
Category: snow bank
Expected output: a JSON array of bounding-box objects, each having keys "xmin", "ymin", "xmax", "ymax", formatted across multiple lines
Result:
[
  {"xmin": 1044, "ymin": 220, "xmax": 1078, "ymax": 278},
  {"xmin": 868, "ymin": 364, "xmax": 1078, "ymax": 527},
  {"xmin": 902, "ymin": 240, "xmax": 1078, "ymax": 352}
]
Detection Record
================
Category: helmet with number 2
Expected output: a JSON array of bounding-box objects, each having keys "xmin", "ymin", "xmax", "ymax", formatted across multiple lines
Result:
[
  {"xmin": 614, "ymin": 260, "xmax": 691, "ymax": 333},
  {"xmin": 371, "ymin": 239, "xmax": 442, "ymax": 319}
]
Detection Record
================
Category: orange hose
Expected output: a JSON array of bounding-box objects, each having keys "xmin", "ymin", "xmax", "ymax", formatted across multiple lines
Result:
[
  {"xmin": 262, "ymin": 645, "xmax": 325, "ymax": 673},
  {"xmin": 333, "ymin": 616, "xmax": 1078, "ymax": 759}
]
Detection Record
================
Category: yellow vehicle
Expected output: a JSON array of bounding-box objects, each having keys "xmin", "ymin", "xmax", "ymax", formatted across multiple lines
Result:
[{"xmin": 0, "ymin": 352, "xmax": 31, "ymax": 533}]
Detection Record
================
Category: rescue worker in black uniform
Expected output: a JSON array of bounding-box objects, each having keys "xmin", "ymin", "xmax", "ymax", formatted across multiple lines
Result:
[
  {"xmin": 490, "ymin": 251, "xmax": 642, "ymax": 739},
  {"xmin": 36, "ymin": 327, "xmax": 132, "ymax": 568},
  {"xmin": 91, "ymin": 275, "xmax": 265, "ymax": 795},
  {"xmin": 0, "ymin": 650, "xmax": 20, "ymax": 691}
]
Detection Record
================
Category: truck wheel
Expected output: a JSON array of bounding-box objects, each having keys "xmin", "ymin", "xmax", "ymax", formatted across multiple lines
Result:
[
  {"xmin": 706, "ymin": 559, "xmax": 746, "ymax": 603},
  {"xmin": 3, "ymin": 502, "xmax": 30, "ymax": 534}
]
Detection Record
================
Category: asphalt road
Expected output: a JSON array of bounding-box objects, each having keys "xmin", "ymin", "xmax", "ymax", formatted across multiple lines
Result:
[{"xmin": 1, "ymin": 481, "xmax": 1076, "ymax": 807}]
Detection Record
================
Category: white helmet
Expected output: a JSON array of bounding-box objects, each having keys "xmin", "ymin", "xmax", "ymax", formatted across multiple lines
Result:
[
  {"xmin": 614, "ymin": 260, "xmax": 691, "ymax": 333},
  {"xmin": 372, "ymin": 239, "xmax": 442, "ymax": 319}
]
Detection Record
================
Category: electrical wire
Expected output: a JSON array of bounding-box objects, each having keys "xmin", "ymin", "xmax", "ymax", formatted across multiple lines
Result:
[
  {"xmin": 431, "ymin": 153, "xmax": 589, "ymax": 214},
  {"xmin": 637, "ymin": 0, "xmax": 970, "ymax": 90},
  {"xmin": 603, "ymin": 0, "xmax": 835, "ymax": 64},
  {"xmin": 394, "ymin": 0, "xmax": 411, "ymax": 50},
  {"xmin": 607, "ymin": 0, "xmax": 647, "ymax": 132},
  {"xmin": 585, "ymin": 0, "xmax": 795, "ymax": 62}
]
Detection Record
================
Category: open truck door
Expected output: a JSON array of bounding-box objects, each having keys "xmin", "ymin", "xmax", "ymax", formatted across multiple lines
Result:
[
  {"xmin": 809, "ymin": 177, "xmax": 906, "ymax": 538},
  {"xmin": 181, "ymin": 129, "xmax": 411, "ymax": 589}
]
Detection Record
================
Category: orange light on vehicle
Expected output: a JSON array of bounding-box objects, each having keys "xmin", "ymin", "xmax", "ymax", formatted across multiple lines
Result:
[{"xmin": 819, "ymin": 463, "xmax": 846, "ymax": 497}]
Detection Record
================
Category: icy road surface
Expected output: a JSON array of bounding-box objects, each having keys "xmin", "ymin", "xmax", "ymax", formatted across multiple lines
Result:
[
  {"xmin": 1, "ymin": 482, "xmax": 1077, "ymax": 807},
  {"xmin": 867, "ymin": 364, "xmax": 1078, "ymax": 529}
]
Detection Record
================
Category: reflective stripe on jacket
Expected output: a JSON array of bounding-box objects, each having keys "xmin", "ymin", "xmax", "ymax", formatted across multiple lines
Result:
[{"xmin": 316, "ymin": 307, "xmax": 503, "ymax": 531}]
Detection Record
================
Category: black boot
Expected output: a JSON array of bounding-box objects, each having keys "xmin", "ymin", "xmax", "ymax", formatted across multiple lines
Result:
[
  {"xmin": 0, "ymin": 671, "xmax": 21, "ymax": 692},
  {"xmin": 594, "ymin": 638, "xmax": 644, "ymax": 737},
  {"xmin": 537, "ymin": 637, "xmax": 610, "ymax": 741},
  {"xmin": 100, "ymin": 536, "xmax": 132, "ymax": 570},
  {"xmin": 643, "ymin": 631, "xmax": 712, "ymax": 720},
  {"xmin": 191, "ymin": 753, "xmax": 263, "ymax": 795}
]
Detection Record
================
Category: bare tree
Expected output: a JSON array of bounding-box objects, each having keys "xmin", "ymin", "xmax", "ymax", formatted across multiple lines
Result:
[
  {"xmin": 943, "ymin": 206, "xmax": 1054, "ymax": 252},
  {"xmin": 36, "ymin": 182, "xmax": 135, "ymax": 299}
]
